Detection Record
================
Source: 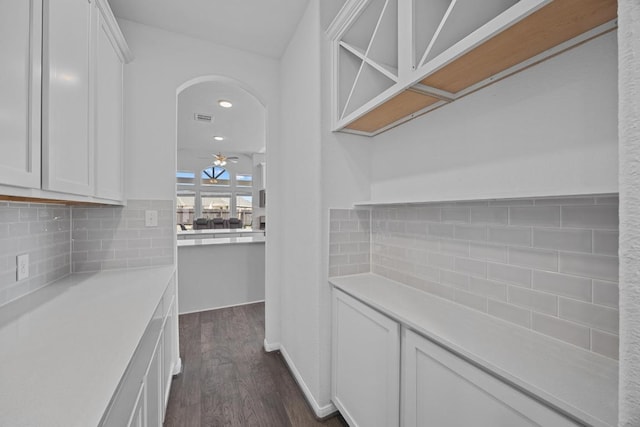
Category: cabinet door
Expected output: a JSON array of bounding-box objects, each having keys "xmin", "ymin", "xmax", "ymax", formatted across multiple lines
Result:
[
  {"xmin": 145, "ymin": 337, "xmax": 164, "ymax": 427},
  {"xmin": 401, "ymin": 329, "xmax": 579, "ymax": 427},
  {"xmin": 94, "ymin": 8, "xmax": 123, "ymax": 200},
  {"xmin": 127, "ymin": 383, "xmax": 146, "ymax": 427},
  {"xmin": 0, "ymin": 0, "xmax": 42, "ymax": 188},
  {"xmin": 42, "ymin": 0, "xmax": 94, "ymax": 196},
  {"xmin": 162, "ymin": 296, "xmax": 176, "ymax": 411},
  {"xmin": 332, "ymin": 289, "xmax": 400, "ymax": 427}
]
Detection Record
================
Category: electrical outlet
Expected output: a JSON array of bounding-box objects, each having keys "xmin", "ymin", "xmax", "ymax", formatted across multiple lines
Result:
[
  {"xmin": 145, "ymin": 210, "xmax": 158, "ymax": 227},
  {"xmin": 16, "ymin": 254, "xmax": 29, "ymax": 281}
]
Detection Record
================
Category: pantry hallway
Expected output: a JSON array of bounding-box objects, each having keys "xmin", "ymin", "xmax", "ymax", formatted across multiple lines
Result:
[{"xmin": 163, "ymin": 302, "xmax": 347, "ymax": 427}]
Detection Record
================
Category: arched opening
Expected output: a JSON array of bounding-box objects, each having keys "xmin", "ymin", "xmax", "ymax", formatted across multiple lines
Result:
[{"xmin": 175, "ymin": 76, "xmax": 267, "ymax": 313}]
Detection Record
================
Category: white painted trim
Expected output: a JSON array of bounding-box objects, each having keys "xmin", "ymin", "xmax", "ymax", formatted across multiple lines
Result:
[
  {"xmin": 178, "ymin": 299, "xmax": 265, "ymax": 315},
  {"xmin": 326, "ymin": 0, "xmax": 370, "ymax": 40},
  {"xmin": 263, "ymin": 338, "xmax": 280, "ymax": 352},
  {"xmin": 94, "ymin": 0, "xmax": 133, "ymax": 63},
  {"xmin": 279, "ymin": 345, "xmax": 338, "ymax": 419},
  {"xmin": 171, "ymin": 357, "xmax": 183, "ymax": 376}
]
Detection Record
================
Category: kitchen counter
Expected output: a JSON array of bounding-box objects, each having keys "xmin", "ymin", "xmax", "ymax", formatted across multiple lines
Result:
[
  {"xmin": 177, "ymin": 235, "xmax": 266, "ymax": 247},
  {"xmin": 0, "ymin": 266, "xmax": 175, "ymax": 427},
  {"xmin": 177, "ymin": 229, "xmax": 265, "ymax": 240},
  {"xmin": 330, "ymin": 273, "xmax": 618, "ymax": 427}
]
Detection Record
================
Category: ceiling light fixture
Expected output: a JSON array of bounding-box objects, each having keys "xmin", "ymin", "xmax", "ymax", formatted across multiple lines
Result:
[
  {"xmin": 218, "ymin": 100, "xmax": 233, "ymax": 108},
  {"xmin": 213, "ymin": 136, "xmax": 224, "ymax": 141}
]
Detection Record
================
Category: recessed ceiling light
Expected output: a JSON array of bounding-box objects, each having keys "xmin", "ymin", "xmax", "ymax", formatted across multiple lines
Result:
[
  {"xmin": 218, "ymin": 100, "xmax": 233, "ymax": 108},
  {"xmin": 213, "ymin": 136, "xmax": 224, "ymax": 141}
]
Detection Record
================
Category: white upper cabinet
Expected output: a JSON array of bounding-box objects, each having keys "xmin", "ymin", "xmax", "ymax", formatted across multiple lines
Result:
[
  {"xmin": 94, "ymin": 1, "xmax": 126, "ymax": 201},
  {"xmin": 0, "ymin": 0, "xmax": 42, "ymax": 189},
  {"xmin": 42, "ymin": 0, "xmax": 95, "ymax": 196},
  {"xmin": 328, "ymin": 0, "xmax": 618, "ymax": 136}
]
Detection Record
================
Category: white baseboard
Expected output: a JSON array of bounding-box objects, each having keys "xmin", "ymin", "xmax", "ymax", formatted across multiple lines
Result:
[
  {"xmin": 263, "ymin": 338, "xmax": 280, "ymax": 352},
  {"xmin": 278, "ymin": 345, "xmax": 337, "ymax": 419}
]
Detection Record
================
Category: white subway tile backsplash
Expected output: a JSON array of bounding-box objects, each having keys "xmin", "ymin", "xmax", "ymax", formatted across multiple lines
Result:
[
  {"xmin": 508, "ymin": 247, "xmax": 558, "ymax": 271},
  {"xmin": 0, "ymin": 203, "xmax": 70, "ymax": 307},
  {"xmin": 593, "ymin": 230, "xmax": 619, "ymax": 256},
  {"xmin": 488, "ymin": 226, "xmax": 532, "ymax": 246},
  {"xmin": 454, "ymin": 224, "xmax": 487, "ymax": 241},
  {"xmin": 469, "ymin": 207, "xmax": 509, "ymax": 225},
  {"xmin": 532, "ymin": 313, "xmax": 590, "ymax": 349},
  {"xmin": 469, "ymin": 277, "xmax": 507, "ymax": 301},
  {"xmin": 338, "ymin": 194, "xmax": 619, "ymax": 359},
  {"xmin": 487, "ymin": 262, "xmax": 532, "ymax": 287},
  {"xmin": 454, "ymin": 289, "xmax": 487, "ymax": 312},
  {"xmin": 561, "ymin": 205, "xmax": 618, "ymax": 230},
  {"xmin": 532, "ymin": 270, "xmax": 592, "ymax": 302},
  {"xmin": 428, "ymin": 223, "xmax": 454, "ymax": 238},
  {"xmin": 559, "ymin": 298, "xmax": 619, "ymax": 334},
  {"xmin": 559, "ymin": 252, "xmax": 618, "ymax": 282},
  {"xmin": 71, "ymin": 199, "xmax": 174, "ymax": 273},
  {"xmin": 591, "ymin": 329, "xmax": 619, "ymax": 359},
  {"xmin": 441, "ymin": 240, "xmax": 470, "ymax": 257},
  {"xmin": 532, "ymin": 228, "xmax": 592, "ymax": 253},
  {"xmin": 442, "ymin": 207, "xmax": 470, "ymax": 223},
  {"xmin": 508, "ymin": 286, "xmax": 558, "ymax": 315},
  {"xmin": 469, "ymin": 242, "xmax": 508, "ymax": 263},
  {"xmin": 488, "ymin": 300, "xmax": 531, "ymax": 328},
  {"xmin": 455, "ymin": 257, "xmax": 487, "ymax": 277},
  {"xmin": 593, "ymin": 280, "xmax": 619, "ymax": 308},
  {"xmin": 510, "ymin": 206, "xmax": 561, "ymax": 227},
  {"xmin": 328, "ymin": 209, "xmax": 370, "ymax": 277}
]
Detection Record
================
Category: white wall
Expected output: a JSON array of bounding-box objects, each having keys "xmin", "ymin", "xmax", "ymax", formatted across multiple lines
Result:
[
  {"xmin": 370, "ymin": 32, "xmax": 619, "ymax": 203},
  {"xmin": 618, "ymin": 1, "xmax": 640, "ymax": 425},
  {"xmin": 119, "ymin": 19, "xmax": 280, "ymax": 200},
  {"xmin": 274, "ymin": 0, "xmax": 371, "ymax": 414},
  {"xmin": 118, "ymin": 19, "xmax": 283, "ymax": 346}
]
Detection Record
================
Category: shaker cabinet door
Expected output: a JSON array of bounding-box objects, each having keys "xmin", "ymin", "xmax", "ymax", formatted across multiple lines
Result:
[
  {"xmin": 42, "ymin": 0, "xmax": 94, "ymax": 196},
  {"xmin": 332, "ymin": 288, "xmax": 400, "ymax": 427},
  {"xmin": 401, "ymin": 329, "xmax": 579, "ymax": 427},
  {"xmin": 0, "ymin": 0, "xmax": 42, "ymax": 188},
  {"xmin": 94, "ymin": 8, "xmax": 124, "ymax": 201}
]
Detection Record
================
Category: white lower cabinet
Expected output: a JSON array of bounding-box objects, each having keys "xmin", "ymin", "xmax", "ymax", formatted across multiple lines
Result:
[
  {"xmin": 331, "ymin": 287, "xmax": 581, "ymax": 427},
  {"xmin": 401, "ymin": 329, "xmax": 579, "ymax": 427},
  {"xmin": 101, "ymin": 279, "xmax": 178, "ymax": 427},
  {"xmin": 332, "ymin": 289, "xmax": 400, "ymax": 427},
  {"xmin": 127, "ymin": 383, "xmax": 146, "ymax": 427}
]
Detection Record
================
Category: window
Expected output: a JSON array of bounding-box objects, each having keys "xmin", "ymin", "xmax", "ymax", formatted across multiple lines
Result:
[
  {"xmin": 176, "ymin": 192, "xmax": 195, "ymax": 229},
  {"xmin": 176, "ymin": 171, "xmax": 195, "ymax": 186},
  {"xmin": 236, "ymin": 195, "xmax": 253, "ymax": 227},
  {"xmin": 236, "ymin": 174, "xmax": 252, "ymax": 187},
  {"xmin": 201, "ymin": 167, "xmax": 230, "ymax": 186},
  {"xmin": 201, "ymin": 193, "xmax": 231, "ymax": 219}
]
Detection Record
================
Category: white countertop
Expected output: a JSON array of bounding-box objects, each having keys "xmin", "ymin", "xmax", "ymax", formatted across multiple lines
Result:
[
  {"xmin": 330, "ymin": 273, "xmax": 618, "ymax": 427},
  {"xmin": 177, "ymin": 229, "xmax": 264, "ymax": 236},
  {"xmin": 0, "ymin": 266, "xmax": 175, "ymax": 427},
  {"xmin": 177, "ymin": 235, "xmax": 266, "ymax": 247}
]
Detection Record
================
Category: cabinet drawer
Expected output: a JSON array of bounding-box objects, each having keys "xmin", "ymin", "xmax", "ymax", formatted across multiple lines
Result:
[{"xmin": 401, "ymin": 328, "xmax": 579, "ymax": 427}]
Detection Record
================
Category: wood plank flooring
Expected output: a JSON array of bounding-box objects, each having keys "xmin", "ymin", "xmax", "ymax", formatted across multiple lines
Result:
[{"xmin": 164, "ymin": 302, "xmax": 348, "ymax": 427}]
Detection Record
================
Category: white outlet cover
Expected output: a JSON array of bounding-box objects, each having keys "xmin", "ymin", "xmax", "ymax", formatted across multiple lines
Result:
[
  {"xmin": 145, "ymin": 210, "xmax": 158, "ymax": 227},
  {"xmin": 17, "ymin": 254, "xmax": 29, "ymax": 281}
]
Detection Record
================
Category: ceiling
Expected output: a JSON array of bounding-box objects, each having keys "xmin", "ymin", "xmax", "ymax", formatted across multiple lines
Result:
[
  {"xmin": 107, "ymin": 0, "xmax": 311, "ymax": 59},
  {"xmin": 177, "ymin": 81, "xmax": 265, "ymax": 172}
]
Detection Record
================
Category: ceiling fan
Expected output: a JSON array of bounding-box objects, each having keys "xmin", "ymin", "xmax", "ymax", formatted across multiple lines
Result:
[
  {"xmin": 196, "ymin": 152, "xmax": 240, "ymax": 166},
  {"xmin": 211, "ymin": 152, "xmax": 239, "ymax": 166}
]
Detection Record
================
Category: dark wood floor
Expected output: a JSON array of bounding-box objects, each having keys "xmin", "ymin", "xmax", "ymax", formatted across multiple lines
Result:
[{"xmin": 164, "ymin": 302, "xmax": 348, "ymax": 427}]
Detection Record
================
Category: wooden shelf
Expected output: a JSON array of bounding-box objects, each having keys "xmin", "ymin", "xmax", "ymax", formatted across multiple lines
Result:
[
  {"xmin": 345, "ymin": 90, "xmax": 441, "ymax": 133},
  {"xmin": 333, "ymin": 0, "xmax": 618, "ymax": 136},
  {"xmin": 421, "ymin": 0, "xmax": 617, "ymax": 93}
]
